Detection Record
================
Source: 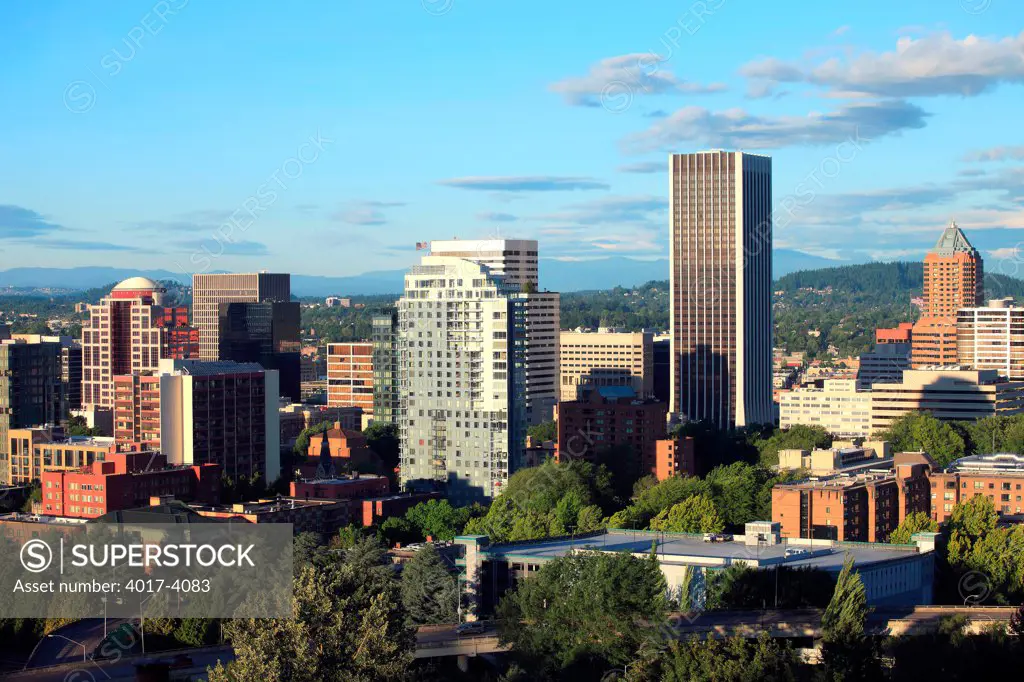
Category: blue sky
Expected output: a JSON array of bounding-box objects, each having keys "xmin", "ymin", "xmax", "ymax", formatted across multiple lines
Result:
[{"xmin": 1, "ymin": 0, "xmax": 1023, "ymax": 279}]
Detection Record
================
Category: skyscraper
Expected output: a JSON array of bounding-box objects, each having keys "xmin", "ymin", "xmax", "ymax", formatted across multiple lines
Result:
[
  {"xmin": 81, "ymin": 277, "xmax": 192, "ymax": 410},
  {"xmin": 670, "ymin": 151, "xmax": 773, "ymax": 428},
  {"xmin": 429, "ymin": 239, "xmax": 559, "ymax": 425},
  {"xmin": 396, "ymin": 254, "xmax": 526, "ymax": 502},
  {"xmin": 191, "ymin": 272, "xmax": 291, "ymax": 360},
  {"xmin": 912, "ymin": 222, "xmax": 983, "ymax": 367},
  {"xmin": 0, "ymin": 340, "xmax": 64, "ymax": 484},
  {"xmin": 217, "ymin": 300, "xmax": 301, "ymax": 402},
  {"xmin": 371, "ymin": 307, "xmax": 400, "ymax": 425}
]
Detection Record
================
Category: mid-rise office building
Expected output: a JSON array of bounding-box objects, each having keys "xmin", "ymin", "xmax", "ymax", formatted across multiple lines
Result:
[
  {"xmin": 858, "ymin": 339, "xmax": 912, "ymax": 390},
  {"xmin": 157, "ymin": 359, "xmax": 281, "ymax": 482},
  {"xmin": 6, "ymin": 430, "xmax": 117, "ymax": 486},
  {"xmin": 556, "ymin": 386, "xmax": 668, "ymax": 477},
  {"xmin": 670, "ymin": 151, "xmax": 773, "ymax": 428},
  {"xmin": 430, "ymin": 239, "xmax": 559, "ymax": 425},
  {"xmin": 928, "ymin": 453, "xmax": 1024, "ymax": 523},
  {"xmin": 956, "ymin": 298, "xmax": 1024, "ymax": 380},
  {"xmin": 0, "ymin": 341, "xmax": 64, "ymax": 484},
  {"xmin": 778, "ymin": 379, "xmax": 872, "ymax": 439},
  {"xmin": 912, "ymin": 222, "xmax": 983, "ymax": 368},
  {"xmin": 372, "ymin": 307, "xmax": 400, "ymax": 424},
  {"xmin": 326, "ymin": 342, "xmax": 375, "ymax": 414},
  {"xmin": 772, "ymin": 452, "xmax": 932, "ymax": 543},
  {"xmin": 218, "ymin": 300, "xmax": 301, "ymax": 402},
  {"xmin": 871, "ymin": 368, "xmax": 1024, "ymax": 433},
  {"xmin": 192, "ymin": 272, "xmax": 291, "ymax": 360},
  {"xmin": 559, "ymin": 331, "xmax": 654, "ymax": 402},
  {"xmin": 396, "ymin": 255, "xmax": 526, "ymax": 502}
]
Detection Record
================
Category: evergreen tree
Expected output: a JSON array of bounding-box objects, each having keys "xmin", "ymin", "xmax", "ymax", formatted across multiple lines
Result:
[
  {"xmin": 820, "ymin": 556, "xmax": 881, "ymax": 681},
  {"xmin": 400, "ymin": 544, "xmax": 458, "ymax": 625}
]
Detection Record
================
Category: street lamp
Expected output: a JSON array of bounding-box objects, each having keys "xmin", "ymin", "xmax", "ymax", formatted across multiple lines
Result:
[{"xmin": 46, "ymin": 634, "xmax": 88, "ymax": 662}]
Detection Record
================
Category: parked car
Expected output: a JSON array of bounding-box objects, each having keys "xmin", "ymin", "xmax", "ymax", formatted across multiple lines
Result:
[{"xmin": 784, "ymin": 548, "xmax": 808, "ymax": 558}]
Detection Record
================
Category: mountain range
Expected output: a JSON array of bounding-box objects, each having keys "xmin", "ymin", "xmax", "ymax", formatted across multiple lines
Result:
[{"xmin": 0, "ymin": 250, "xmax": 844, "ymax": 297}]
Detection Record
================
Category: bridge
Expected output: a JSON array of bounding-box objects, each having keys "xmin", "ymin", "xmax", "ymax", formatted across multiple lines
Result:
[{"xmin": 7, "ymin": 607, "xmax": 1014, "ymax": 679}]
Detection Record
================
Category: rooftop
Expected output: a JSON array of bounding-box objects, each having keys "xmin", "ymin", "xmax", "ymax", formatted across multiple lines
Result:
[
  {"xmin": 161, "ymin": 359, "xmax": 267, "ymax": 376},
  {"xmin": 0, "ymin": 512, "xmax": 88, "ymax": 526},
  {"xmin": 113, "ymin": 276, "xmax": 162, "ymax": 292},
  {"xmin": 930, "ymin": 220, "xmax": 979, "ymax": 257},
  {"xmin": 471, "ymin": 529, "xmax": 923, "ymax": 572},
  {"xmin": 944, "ymin": 453, "xmax": 1024, "ymax": 476}
]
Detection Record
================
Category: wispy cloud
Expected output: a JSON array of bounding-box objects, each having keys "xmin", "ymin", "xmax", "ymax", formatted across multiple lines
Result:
[
  {"xmin": 741, "ymin": 31, "xmax": 1024, "ymax": 99},
  {"xmin": 0, "ymin": 205, "xmax": 66, "ymax": 238},
  {"xmin": 617, "ymin": 161, "xmax": 665, "ymax": 174},
  {"xmin": 621, "ymin": 99, "xmax": 926, "ymax": 153},
  {"xmin": 331, "ymin": 200, "xmax": 406, "ymax": 226},
  {"xmin": 550, "ymin": 53, "xmax": 726, "ymax": 107},
  {"xmin": 438, "ymin": 176, "xmax": 610, "ymax": 192},
  {"xmin": 171, "ymin": 239, "xmax": 269, "ymax": 256},
  {"xmin": 962, "ymin": 146, "xmax": 1024, "ymax": 162},
  {"xmin": 476, "ymin": 211, "xmax": 519, "ymax": 222}
]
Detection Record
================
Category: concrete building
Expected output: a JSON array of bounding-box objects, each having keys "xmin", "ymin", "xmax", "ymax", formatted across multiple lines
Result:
[
  {"xmin": 556, "ymin": 386, "xmax": 668, "ymax": 477},
  {"xmin": 456, "ymin": 523, "xmax": 937, "ymax": 615},
  {"xmin": 39, "ymin": 451, "xmax": 221, "ymax": 519},
  {"xmin": 327, "ymin": 342, "xmax": 375, "ymax": 414},
  {"xmin": 778, "ymin": 379, "xmax": 873, "ymax": 439},
  {"xmin": 192, "ymin": 272, "xmax": 291, "ymax": 361},
  {"xmin": 912, "ymin": 222, "xmax": 983, "ymax": 368},
  {"xmin": 772, "ymin": 452, "xmax": 932, "ymax": 543},
  {"xmin": 396, "ymin": 255, "xmax": 526, "ymax": 502},
  {"xmin": 870, "ymin": 368, "xmax": 1024, "ymax": 433},
  {"xmin": 0, "ymin": 341, "xmax": 64, "ymax": 484},
  {"xmin": 956, "ymin": 298, "xmax": 1024, "ymax": 380},
  {"xmin": 6, "ymin": 430, "xmax": 120, "ymax": 485},
  {"xmin": 157, "ymin": 359, "xmax": 281, "ymax": 482},
  {"xmin": 928, "ymin": 453, "xmax": 1024, "ymax": 523},
  {"xmin": 670, "ymin": 151, "xmax": 773, "ymax": 428},
  {"xmin": 430, "ymin": 239, "xmax": 559, "ymax": 425},
  {"xmin": 858, "ymin": 341, "xmax": 912, "ymax": 390},
  {"xmin": 559, "ymin": 330, "xmax": 654, "ymax": 402},
  {"xmin": 778, "ymin": 440, "xmax": 892, "ymax": 475}
]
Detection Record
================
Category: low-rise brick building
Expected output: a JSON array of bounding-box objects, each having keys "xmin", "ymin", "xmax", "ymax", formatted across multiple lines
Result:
[{"xmin": 928, "ymin": 453, "xmax": 1024, "ymax": 523}]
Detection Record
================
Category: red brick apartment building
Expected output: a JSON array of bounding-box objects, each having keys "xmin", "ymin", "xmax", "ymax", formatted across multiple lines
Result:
[
  {"xmin": 556, "ymin": 387, "xmax": 667, "ymax": 476},
  {"xmin": 326, "ymin": 342, "xmax": 374, "ymax": 414},
  {"xmin": 193, "ymin": 498, "xmax": 352, "ymax": 536},
  {"xmin": 114, "ymin": 373, "xmax": 162, "ymax": 450},
  {"xmin": 39, "ymin": 451, "xmax": 221, "ymax": 519},
  {"xmin": 655, "ymin": 437, "xmax": 695, "ymax": 480},
  {"xmin": 772, "ymin": 453, "xmax": 932, "ymax": 543},
  {"xmin": 928, "ymin": 453, "xmax": 1024, "ymax": 523},
  {"xmin": 290, "ymin": 474, "xmax": 389, "ymax": 501}
]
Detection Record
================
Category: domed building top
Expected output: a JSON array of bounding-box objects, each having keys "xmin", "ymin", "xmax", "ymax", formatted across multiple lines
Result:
[{"xmin": 113, "ymin": 276, "xmax": 162, "ymax": 292}]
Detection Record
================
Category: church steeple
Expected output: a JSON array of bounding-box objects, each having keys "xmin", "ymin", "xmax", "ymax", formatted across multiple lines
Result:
[{"xmin": 314, "ymin": 429, "xmax": 336, "ymax": 479}]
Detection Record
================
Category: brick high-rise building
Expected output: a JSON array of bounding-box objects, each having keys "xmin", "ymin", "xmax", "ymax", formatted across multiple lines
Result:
[
  {"xmin": 156, "ymin": 359, "xmax": 281, "ymax": 482},
  {"xmin": 82, "ymin": 277, "xmax": 196, "ymax": 410},
  {"xmin": 327, "ymin": 342, "xmax": 374, "ymax": 414},
  {"xmin": 114, "ymin": 373, "xmax": 162, "ymax": 451},
  {"xmin": 670, "ymin": 151, "xmax": 773, "ymax": 428},
  {"xmin": 912, "ymin": 222, "xmax": 983, "ymax": 368},
  {"xmin": 192, "ymin": 272, "xmax": 291, "ymax": 360},
  {"xmin": 556, "ymin": 386, "xmax": 668, "ymax": 477}
]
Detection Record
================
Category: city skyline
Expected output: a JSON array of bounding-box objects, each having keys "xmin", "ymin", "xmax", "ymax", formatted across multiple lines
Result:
[{"xmin": 2, "ymin": 2, "xmax": 1023, "ymax": 280}]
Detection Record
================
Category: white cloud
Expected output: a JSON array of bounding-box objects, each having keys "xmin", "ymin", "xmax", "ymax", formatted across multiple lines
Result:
[{"xmin": 550, "ymin": 53, "xmax": 726, "ymax": 106}]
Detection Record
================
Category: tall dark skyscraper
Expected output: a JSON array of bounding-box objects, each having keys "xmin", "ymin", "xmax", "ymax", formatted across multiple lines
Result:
[
  {"xmin": 670, "ymin": 151, "xmax": 773, "ymax": 428},
  {"xmin": 218, "ymin": 301, "xmax": 301, "ymax": 403},
  {"xmin": 192, "ymin": 273, "xmax": 291, "ymax": 360}
]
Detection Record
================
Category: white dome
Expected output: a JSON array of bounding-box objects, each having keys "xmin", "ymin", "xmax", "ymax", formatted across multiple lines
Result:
[{"xmin": 113, "ymin": 276, "xmax": 161, "ymax": 291}]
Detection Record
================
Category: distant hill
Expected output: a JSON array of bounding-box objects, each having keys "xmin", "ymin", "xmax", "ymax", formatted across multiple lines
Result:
[{"xmin": 0, "ymin": 249, "xmax": 843, "ymax": 296}]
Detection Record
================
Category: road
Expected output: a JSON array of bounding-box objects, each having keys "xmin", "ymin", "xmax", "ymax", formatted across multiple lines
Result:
[
  {"xmin": 22, "ymin": 618, "xmax": 131, "ymax": 669},
  {"xmin": 5, "ymin": 647, "xmax": 234, "ymax": 682}
]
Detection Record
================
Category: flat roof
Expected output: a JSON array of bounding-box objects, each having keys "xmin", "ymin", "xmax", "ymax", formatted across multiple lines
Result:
[{"xmin": 477, "ymin": 530, "xmax": 921, "ymax": 571}]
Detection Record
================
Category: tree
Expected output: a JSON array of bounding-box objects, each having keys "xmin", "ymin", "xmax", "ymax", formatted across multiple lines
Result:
[
  {"xmin": 875, "ymin": 412, "xmax": 967, "ymax": 467},
  {"xmin": 654, "ymin": 634, "xmax": 801, "ymax": 682},
  {"xmin": 405, "ymin": 499, "xmax": 481, "ymax": 542},
  {"xmin": 946, "ymin": 494, "xmax": 1000, "ymax": 566},
  {"xmin": 648, "ymin": 494, "xmax": 724, "ymax": 534},
  {"xmin": 292, "ymin": 420, "xmax": 332, "ymax": 460},
  {"xmin": 527, "ymin": 420, "xmax": 557, "ymax": 443},
  {"xmin": 497, "ymin": 551, "xmax": 668, "ymax": 678},
  {"xmin": 889, "ymin": 511, "xmax": 938, "ymax": 545},
  {"xmin": 364, "ymin": 422, "xmax": 400, "ymax": 475},
  {"xmin": 400, "ymin": 544, "xmax": 458, "ymax": 625},
  {"xmin": 753, "ymin": 424, "xmax": 832, "ymax": 467},
  {"xmin": 705, "ymin": 564, "xmax": 835, "ymax": 610},
  {"xmin": 820, "ymin": 557, "xmax": 881, "ymax": 681},
  {"xmin": 210, "ymin": 541, "xmax": 413, "ymax": 681},
  {"xmin": 65, "ymin": 415, "xmax": 102, "ymax": 437},
  {"xmin": 174, "ymin": 618, "xmax": 216, "ymax": 647}
]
